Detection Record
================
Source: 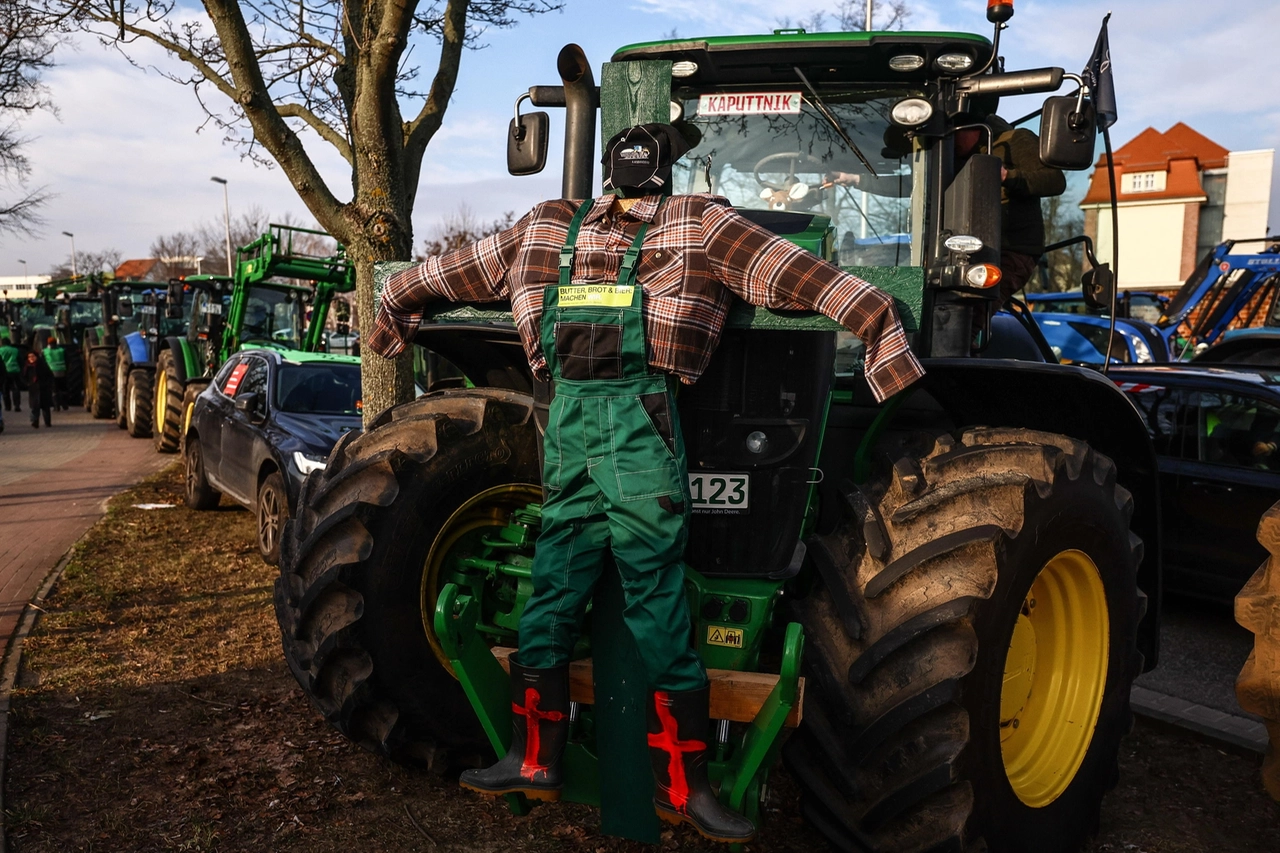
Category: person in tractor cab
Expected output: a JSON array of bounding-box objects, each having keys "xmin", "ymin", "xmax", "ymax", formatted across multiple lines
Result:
[
  {"xmin": 369, "ymin": 122, "xmax": 924, "ymax": 844},
  {"xmin": 959, "ymin": 113, "xmax": 1065, "ymax": 304},
  {"xmin": 829, "ymin": 112, "xmax": 1065, "ymax": 304}
]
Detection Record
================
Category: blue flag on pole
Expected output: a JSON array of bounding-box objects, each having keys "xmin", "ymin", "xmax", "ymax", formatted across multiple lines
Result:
[{"xmin": 1082, "ymin": 13, "xmax": 1117, "ymax": 130}]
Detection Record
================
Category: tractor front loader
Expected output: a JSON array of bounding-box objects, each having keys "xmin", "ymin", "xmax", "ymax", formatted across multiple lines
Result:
[{"xmin": 275, "ymin": 5, "xmax": 1162, "ymax": 851}]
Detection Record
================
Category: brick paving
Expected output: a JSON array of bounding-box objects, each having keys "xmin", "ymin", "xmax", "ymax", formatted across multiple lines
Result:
[{"xmin": 0, "ymin": 408, "xmax": 170, "ymax": 654}]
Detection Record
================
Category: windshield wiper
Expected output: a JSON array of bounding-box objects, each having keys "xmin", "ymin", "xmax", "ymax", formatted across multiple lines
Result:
[{"xmin": 793, "ymin": 66, "xmax": 879, "ymax": 178}]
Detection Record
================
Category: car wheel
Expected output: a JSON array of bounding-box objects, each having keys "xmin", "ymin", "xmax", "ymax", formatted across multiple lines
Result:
[{"xmin": 257, "ymin": 471, "xmax": 289, "ymax": 565}]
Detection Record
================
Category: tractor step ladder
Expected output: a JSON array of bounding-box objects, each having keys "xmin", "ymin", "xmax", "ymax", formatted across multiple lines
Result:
[{"xmin": 490, "ymin": 646, "xmax": 805, "ymax": 726}]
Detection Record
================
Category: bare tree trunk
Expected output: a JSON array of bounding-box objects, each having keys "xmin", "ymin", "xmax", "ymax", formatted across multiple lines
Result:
[{"xmin": 351, "ymin": 242, "xmax": 415, "ymax": 424}]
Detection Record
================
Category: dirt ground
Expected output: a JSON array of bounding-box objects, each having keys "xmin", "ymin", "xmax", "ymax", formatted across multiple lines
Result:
[{"xmin": 4, "ymin": 465, "xmax": 1278, "ymax": 852}]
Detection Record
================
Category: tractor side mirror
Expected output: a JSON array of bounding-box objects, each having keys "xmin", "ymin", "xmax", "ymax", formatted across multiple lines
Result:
[
  {"xmin": 1082, "ymin": 263, "xmax": 1114, "ymax": 311},
  {"xmin": 1039, "ymin": 95, "xmax": 1097, "ymax": 170},
  {"xmin": 166, "ymin": 281, "xmax": 185, "ymax": 319},
  {"xmin": 508, "ymin": 109, "xmax": 550, "ymax": 176}
]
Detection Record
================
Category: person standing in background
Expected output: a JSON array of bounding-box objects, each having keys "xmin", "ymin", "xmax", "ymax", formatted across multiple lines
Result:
[
  {"xmin": 0, "ymin": 336, "xmax": 19, "ymax": 412},
  {"xmin": 42, "ymin": 337, "xmax": 68, "ymax": 411},
  {"xmin": 21, "ymin": 351, "xmax": 52, "ymax": 428}
]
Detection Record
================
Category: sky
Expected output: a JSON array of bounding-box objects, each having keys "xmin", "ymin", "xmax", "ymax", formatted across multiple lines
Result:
[{"xmin": 3, "ymin": 0, "xmax": 1279, "ymax": 276}]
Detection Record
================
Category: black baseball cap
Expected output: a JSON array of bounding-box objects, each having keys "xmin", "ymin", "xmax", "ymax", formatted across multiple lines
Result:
[{"xmin": 602, "ymin": 123, "xmax": 691, "ymax": 192}]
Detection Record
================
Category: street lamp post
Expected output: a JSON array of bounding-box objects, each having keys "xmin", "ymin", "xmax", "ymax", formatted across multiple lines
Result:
[
  {"xmin": 210, "ymin": 177, "xmax": 232, "ymax": 275},
  {"xmin": 61, "ymin": 231, "xmax": 77, "ymax": 278},
  {"xmin": 18, "ymin": 259, "xmax": 27, "ymax": 288}
]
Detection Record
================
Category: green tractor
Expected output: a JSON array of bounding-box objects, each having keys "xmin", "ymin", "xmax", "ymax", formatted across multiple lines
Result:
[
  {"xmin": 276, "ymin": 9, "xmax": 1160, "ymax": 852},
  {"xmin": 150, "ymin": 224, "xmax": 355, "ymax": 452},
  {"xmin": 20, "ymin": 277, "xmax": 105, "ymax": 409}
]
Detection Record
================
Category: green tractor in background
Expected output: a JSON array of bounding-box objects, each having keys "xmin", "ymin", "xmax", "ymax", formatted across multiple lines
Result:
[
  {"xmin": 276, "ymin": 7, "xmax": 1160, "ymax": 852},
  {"xmin": 17, "ymin": 276, "xmax": 107, "ymax": 409},
  {"xmin": 149, "ymin": 224, "xmax": 355, "ymax": 452}
]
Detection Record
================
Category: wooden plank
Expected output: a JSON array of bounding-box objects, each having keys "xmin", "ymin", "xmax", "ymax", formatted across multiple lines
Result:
[
  {"xmin": 491, "ymin": 647, "xmax": 804, "ymax": 727},
  {"xmin": 599, "ymin": 61, "xmax": 673, "ymax": 149}
]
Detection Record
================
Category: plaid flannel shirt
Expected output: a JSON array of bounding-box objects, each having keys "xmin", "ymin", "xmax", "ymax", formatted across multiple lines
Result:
[{"xmin": 370, "ymin": 193, "xmax": 924, "ymax": 402}]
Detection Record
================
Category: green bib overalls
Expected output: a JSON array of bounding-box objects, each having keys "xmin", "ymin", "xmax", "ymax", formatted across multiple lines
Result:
[{"xmin": 515, "ymin": 200, "xmax": 707, "ymax": 693}]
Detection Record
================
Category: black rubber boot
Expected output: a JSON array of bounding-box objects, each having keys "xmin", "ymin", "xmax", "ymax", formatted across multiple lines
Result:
[
  {"xmin": 647, "ymin": 688, "xmax": 756, "ymax": 843},
  {"xmin": 459, "ymin": 662, "xmax": 569, "ymax": 801}
]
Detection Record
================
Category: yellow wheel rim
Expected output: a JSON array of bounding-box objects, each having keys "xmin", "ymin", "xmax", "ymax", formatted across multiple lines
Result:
[
  {"xmin": 155, "ymin": 368, "xmax": 167, "ymax": 434},
  {"xmin": 1000, "ymin": 549, "xmax": 1110, "ymax": 808},
  {"xmin": 419, "ymin": 483, "xmax": 542, "ymax": 676}
]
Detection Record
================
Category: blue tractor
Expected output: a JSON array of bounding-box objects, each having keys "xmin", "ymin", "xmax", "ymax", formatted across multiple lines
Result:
[{"xmin": 1156, "ymin": 237, "xmax": 1280, "ymax": 359}]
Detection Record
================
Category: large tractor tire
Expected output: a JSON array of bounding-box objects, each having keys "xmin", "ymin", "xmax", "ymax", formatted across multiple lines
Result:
[
  {"xmin": 1237, "ymin": 501, "xmax": 1280, "ymax": 801},
  {"xmin": 64, "ymin": 346, "xmax": 84, "ymax": 409},
  {"xmin": 153, "ymin": 349, "xmax": 184, "ymax": 453},
  {"xmin": 179, "ymin": 380, "xmax": 210, "ymax": 454},
  {"xmin": 88, "ymin": 349, "xmax": 115, "ymax": 419},
  {"xmin": 274, "ymin": 388, "xmax": 541, "ymax": 765},
  {"xmin": 114, "ymin": 346, "xmax": 132, "ymax": 429},
  {"xmin": 785, "ymin": 427, "xmax": 1144, "ymax": 853},
  {"xmin": 126, "ymin": 369, "xmax": 154, "ymax": 439}
]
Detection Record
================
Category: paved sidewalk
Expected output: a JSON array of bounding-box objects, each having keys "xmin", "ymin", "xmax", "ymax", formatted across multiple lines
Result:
[{"xmin": 0, "ymin": 409, "xmax": 171, "ymax": 651}]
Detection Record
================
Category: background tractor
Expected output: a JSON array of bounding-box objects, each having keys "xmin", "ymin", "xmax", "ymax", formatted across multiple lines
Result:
[
  {"xmin": 149, "ymin": 224, "xmax": 355, "ymax": 452},
  {"xmin": 275, "ymin": 7, "xmax": 1161, "ymax": 852}
]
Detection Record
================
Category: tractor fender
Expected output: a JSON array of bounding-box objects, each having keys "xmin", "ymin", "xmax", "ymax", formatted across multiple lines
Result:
[
  {"xmin": 916, "ymin": 358, "xmax": 1162, "ymax": 670},
  {"xmin": 157, "ymin": 336, "xmax": 190, "ymax": 383},
  {"xmin": 121, "ymin": 332, "xmax": 150, "ymax": 366}
]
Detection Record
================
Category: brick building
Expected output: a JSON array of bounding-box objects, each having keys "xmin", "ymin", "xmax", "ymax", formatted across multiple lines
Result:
[{"xmin": 1080, "ymin": 122, "xmax": 1273, "ymax": 292}]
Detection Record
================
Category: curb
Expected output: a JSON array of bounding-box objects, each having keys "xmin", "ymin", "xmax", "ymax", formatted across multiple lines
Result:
[
  {"xmin": 0, "ymin": 547, "xmax": 77, "ymax": 853},
  {"xmin": 1132, "ymin": 683, "xmax": 1269, "ymax": 755}
]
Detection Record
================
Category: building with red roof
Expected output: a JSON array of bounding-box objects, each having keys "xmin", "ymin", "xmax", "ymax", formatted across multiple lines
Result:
[{"xmin": 1081, "ymin": 122, "xmax": 1272, "ymax": 291}]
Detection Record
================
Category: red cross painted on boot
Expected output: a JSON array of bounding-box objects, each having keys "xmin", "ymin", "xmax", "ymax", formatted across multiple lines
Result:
[
  {"xmin": 647, "ymin": 691, "xmax": 706, "ymax": 814},
  {"xmin": 513, "ymin": 687, "xmax": 567, "ymax": 781}
]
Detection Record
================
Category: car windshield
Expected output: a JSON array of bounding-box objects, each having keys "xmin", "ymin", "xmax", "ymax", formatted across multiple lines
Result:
[
  {"xmin": 242, "ymin": 286, "xmax": 305, "ymax": 346},
  {"xmin": 671, "ymin": 87, "xmax": 921, "ymax": 267},
  {"xmin": 275, "ymin": 362, "xmax": 362, "ymax": 415}
]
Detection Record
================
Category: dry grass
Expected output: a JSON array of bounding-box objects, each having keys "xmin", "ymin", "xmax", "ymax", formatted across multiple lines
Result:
[{"xmin": 3, "ymin": 465, "xmax": 1278, "ymax": 852}]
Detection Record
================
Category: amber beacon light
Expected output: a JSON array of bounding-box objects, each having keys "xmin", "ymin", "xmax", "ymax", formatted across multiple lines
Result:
[{"xmin": 987, "ymin": 0, "xmax": 1014, "ymax": 23}]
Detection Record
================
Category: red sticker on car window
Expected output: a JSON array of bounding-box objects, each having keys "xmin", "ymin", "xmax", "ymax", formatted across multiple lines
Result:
[{"xmin": 223, "ymin": 363, "xmax": 250, "ymax": 395}]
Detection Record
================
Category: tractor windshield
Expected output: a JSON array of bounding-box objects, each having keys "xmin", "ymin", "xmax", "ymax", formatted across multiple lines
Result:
[
  {"xmin": 68, "ymin": 299, "xmax": 103, "ymax": 327},
  {"xmin": 672, "ymin": 87, "xmax": 922, "ymax": 267},
  {"xmin": 241, "ymin": 286, "xmax": 305, "ymax": 347}
]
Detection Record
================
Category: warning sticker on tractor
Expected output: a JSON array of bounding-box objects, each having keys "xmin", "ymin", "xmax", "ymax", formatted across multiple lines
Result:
[
  {"xmin": 697, "ymin": 92, "xmax": 803, "ymax": 116},
  {"xmin": 707, "ymin": 625, "xmax": 744, "ymax": 648},
  {"xmin": 557, "ymin": 284, "xmax": 634, "ymax": 307}
]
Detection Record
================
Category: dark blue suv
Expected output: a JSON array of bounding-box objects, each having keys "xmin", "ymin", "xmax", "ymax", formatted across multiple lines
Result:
[{"xmin": 183, "ymin": 348, "xmax": 363, "ymax": 563}]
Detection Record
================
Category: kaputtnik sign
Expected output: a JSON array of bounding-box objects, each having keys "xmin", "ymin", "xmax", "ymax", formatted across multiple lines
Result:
[{"xmin": 697, "ymin": 92, "xmax": 803, "ymax": 116}]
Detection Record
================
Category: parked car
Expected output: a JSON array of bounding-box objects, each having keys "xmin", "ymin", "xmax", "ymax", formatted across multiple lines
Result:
[
  {"xmin": 182, "ymin": 348, "xmax": 363, "ymax": 563},
  {"xmin": 1110, "ymin": 364, "xmax": 1280, "ymax": 602}
]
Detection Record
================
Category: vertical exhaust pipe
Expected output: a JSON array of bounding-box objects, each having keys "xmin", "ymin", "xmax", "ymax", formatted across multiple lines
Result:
[{"xmin": 557, "ymin": 44, "xmax": 597, "ymax": 200}]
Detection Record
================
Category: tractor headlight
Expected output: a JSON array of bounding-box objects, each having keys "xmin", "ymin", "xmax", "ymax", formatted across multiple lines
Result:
[
  {"xmin": 890, "ymin": 97, "xmax": 933, "ymax": 127},
  {"xmin": 671, "ymin": 61, "xmax": 698, "ymax": 78},
  {"xmin": 1129, "ymin": 334, "xmax": 1154, "ymax": 364},
  {"xmin": 293, "ymin": 451, "xmax": 327, "ymax": 475},
  {"xmin": 888, "ymin": 54, "xmax": 925, "ymax": 72},
  {"xmin": 745, "ymin": 430, "xmax": 770, "ymax": 455},
  {"xmin": 935, "ymin": 52, "xmax": 975, "ymax": 73}
]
